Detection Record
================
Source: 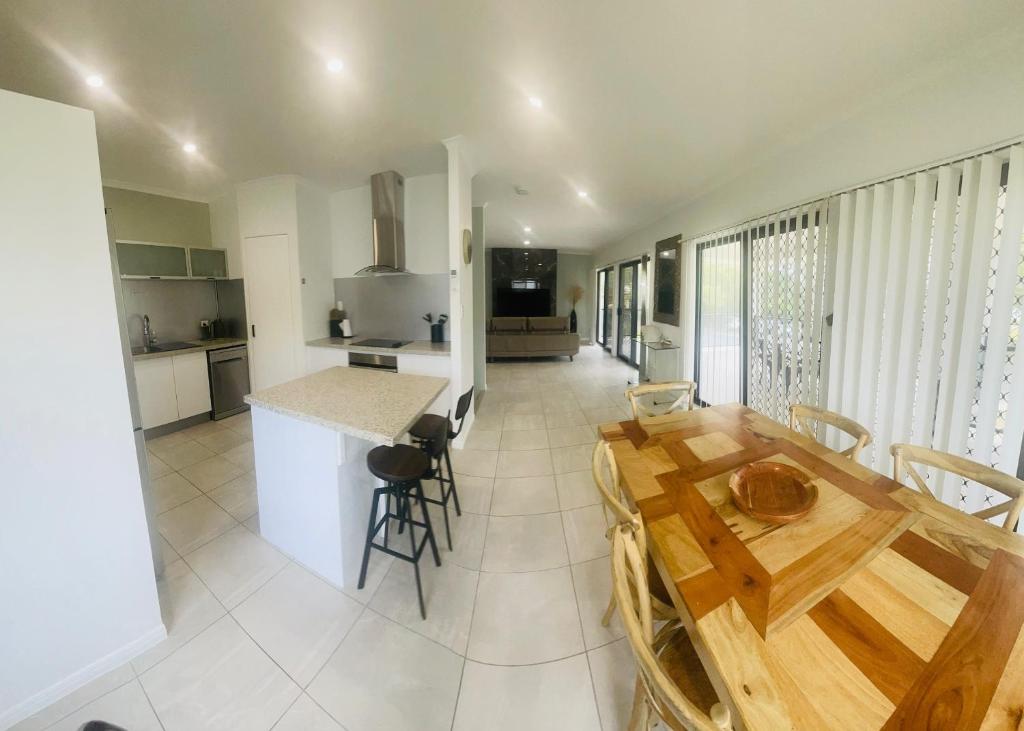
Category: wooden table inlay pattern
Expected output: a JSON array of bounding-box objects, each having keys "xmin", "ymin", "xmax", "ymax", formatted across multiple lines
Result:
[{"xmin": 600, "ymin": 405, "xmax": 1024, "ymax": 730}]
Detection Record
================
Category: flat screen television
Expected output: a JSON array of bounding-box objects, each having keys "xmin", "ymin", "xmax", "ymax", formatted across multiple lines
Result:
[{"xmin": 495, "ymin": 287, "xmax": 551, "ymax": 317}]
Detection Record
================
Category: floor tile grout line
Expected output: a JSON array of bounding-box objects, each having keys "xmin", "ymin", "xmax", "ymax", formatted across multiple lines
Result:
[
  {"xmin": 35, "ymin": 674, "xmax": 140, "ymax": 731},
  {"xmin": 136, "ymin": 672, "xmax": 169, "ymax": 731}
]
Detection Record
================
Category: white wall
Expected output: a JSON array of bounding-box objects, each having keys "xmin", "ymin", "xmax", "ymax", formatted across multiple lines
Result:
[
  {"xmin": 0, "ymin": 90, "xmax": 163, "ymax": 727},
  {"xmin": 295, "ymin": 178, "xmax": 334, "ymax": 341},
  {"xmin": 556, "ymin": 251, "xmax": 595, "ymax": 343},
  {"xmin": 209, "ymin": 188, "xmax": 242, "ymax": 278},
  {"xmin": 595, "ymin": 29, "xmax": 1024, "ymax": 375},
  {"xmin": 445, "ymin": 138, "xmax": 476, "ymax": 441},
  {"xmin": 330, "ymin": 173, "xmax": 448, "ymax": 276}
]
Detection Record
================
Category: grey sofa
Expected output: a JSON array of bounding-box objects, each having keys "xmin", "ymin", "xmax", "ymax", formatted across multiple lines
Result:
[{"xmin": 487, "ymin": 316, "xmax": 580, "ymax": 360}]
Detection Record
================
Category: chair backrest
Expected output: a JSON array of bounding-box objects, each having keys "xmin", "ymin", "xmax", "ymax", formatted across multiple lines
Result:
[
  {"xmin": 611, "ymin": 526, "xmax": 731, "ymax": 731},
  {"xmin": 625, "ymin": 381, "xmax": 696, "ymax": 420},
  {"xmin": 451, "ymin": 386, "xmax": 475, "ymax": 437},
  {"xmin": 592, "ymin": 441, "xmax": 639, "ymax": 530},
  {"xmin": 891, "ymin": 443, "xmax": 1024, "ymax": 532},
  {"xmin": 788, "ymin": 403, "xmax": 871, "ymax": 460}
]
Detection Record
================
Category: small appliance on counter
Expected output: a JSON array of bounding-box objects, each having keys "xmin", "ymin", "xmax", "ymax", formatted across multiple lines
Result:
[
  {"xmin": 199, "ymin": 318, "xmax": 227, "ymax": 340},
  {"xmin": 330, "ymin": 301, "xmax": 353, "ymax": 338}
]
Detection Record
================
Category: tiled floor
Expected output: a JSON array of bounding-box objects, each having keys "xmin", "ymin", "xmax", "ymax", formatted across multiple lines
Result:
[{"xmin": 16, "ymin": 345, "xmax": 646, "ymax": 731}]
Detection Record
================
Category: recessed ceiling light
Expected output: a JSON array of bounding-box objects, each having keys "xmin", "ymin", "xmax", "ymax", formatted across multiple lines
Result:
[
  {"xmin": 85, "ymin": 73, "xmax": 104, "ymax": 88},
  {"xmin": 523, "ymin": 240, "xmax": 531, "ymax": 246},
  {"xmin": 528, "ymin": 96, "xmax": 543, "ymax": 109},
  {"xmin": 577, "ymin": 190, "xmax": 589, "ymax": 198},
  {"xmin": 326, "ymin": 58, "xmax": 345, "ymax": 73},
  {"xmin": 523, "ymin": 226, "xmax": 532, "ymax": 233},
  {"xmin": 182, "ymin": 142, "xmax": 198, "ymax": 154}
]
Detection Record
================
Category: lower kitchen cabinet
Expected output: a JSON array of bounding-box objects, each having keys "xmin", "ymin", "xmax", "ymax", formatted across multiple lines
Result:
[
  {"xmin": 172, "ymin": 352, "xmax": 212, "ymax": 418},
  {"xmin": 135, "ymin": 352, "xmax": 212, "ymax": 428},
  {"xmin": 134, "ymin": 358, "xmax": 179, "ymax": 429}
]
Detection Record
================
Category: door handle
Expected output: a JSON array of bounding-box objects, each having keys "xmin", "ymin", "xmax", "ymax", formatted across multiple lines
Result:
[{"xmin": 251, "ymin": 324, "xmax": 256, "ymax": 337}]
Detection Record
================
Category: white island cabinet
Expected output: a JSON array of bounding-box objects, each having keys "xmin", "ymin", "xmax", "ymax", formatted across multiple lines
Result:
[{"xmin": 245, "ymin": 367, "xmax": 447, "ymax": 589}]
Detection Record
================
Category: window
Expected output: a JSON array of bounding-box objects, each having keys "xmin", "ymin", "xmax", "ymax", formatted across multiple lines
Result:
[{"xmin": 694, "ymin": 232, "xmax": 746, "ymax": 406}]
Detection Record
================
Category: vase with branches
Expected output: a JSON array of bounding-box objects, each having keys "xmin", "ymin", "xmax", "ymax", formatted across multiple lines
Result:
[{"xmin": 568, "ymin": 284, "xmax": 584, "ymax": 334}]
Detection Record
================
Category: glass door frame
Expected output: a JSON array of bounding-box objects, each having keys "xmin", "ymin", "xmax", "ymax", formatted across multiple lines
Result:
[
  {"xmin": 617, "ymin": 259, "xmax": 641, "ymax": 367},
  {"xmin": 693, "ymin": 233, "xmax": 749, "ymax": 407},
  {"xmin": 596, "ymin": 266, "xmax": 613, "ymax": 349}
]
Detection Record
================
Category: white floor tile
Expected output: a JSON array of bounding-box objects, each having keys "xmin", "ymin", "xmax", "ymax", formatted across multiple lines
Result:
[
  {"xmin": 556, "ymin": 469, "xmax": 601, "ymax": 510},
  {"xmin": 158, "ymin": 535, "xmax": 181, "ymax": 566},
  {"xmin": 46, "ymin": 680, "xmax": 162, "ymax": 731},
  {"xmin": 547, "ymin": 425, "xmax": 598, "ymax": 448},
  {"xmin": 504, "ymin": 399, "xmax": 545, "ymax": 415},
  {"xmin": 490, "ymin": 475, "xmax": 559, "ymax": 516},
  {"xmin": 551, "ymin": 443, "xmax": 595, "ymax": 474},
  {"xmin": 585, "ymin": 407, "xmax": 629, "ymax": 426},
  {"xmin": 571, "ymin": 556, "xmax": 625, "ymax": 650},
  {"xmin": 499, "ymin": 428, "xmax": 550, "ymax": 451},
  {"xmin": 467, "ymin": 567, "xmax": 584, "ymax": 665},
  {"xmin": 132, "ymin": 559, "xmax": 226, "ymax": 674},
  {"xmin": 178, "ymin": 455, "xmax": 245, "ymax": 492},
  {"xmin": 545, "ymin": 410, "xmax": 591, "ymax": 428},
  {"xmin": 157, "ymin": 495, "xmax": 237, "ymax": 555},
  {"xmin": 562, "ymin": 504, "xmax": 611, "ymax": 564},
  {"xmin": 140, "ymin": 615, "xmax": 300, "ymax": 731},
  {"xmin": 482, "ymin": 513, "xmax": 568, "ymax": 572},
  {"xmin": 179, "ymin": 420, "xmax": 230, "ymax": 439},
  {"xmin": 232, "ymin": 562, "xmax": 362, "ymax": 687},
  {"xmin": 150, "ymin": 438, "xmax": 216, "ymax": 471},
  {"xmin": 221, "ymin": 440, "xmax": 255, "ymax": 471},
  {"xmin": 208, "ymin": 471, "xmax": 258, "ymax": 520},
  {"xmin": 195, "ymin": 427, "xmax": 250, "ymax": 454},
  {"xmin": 147, "ymin": 451, "xmax": 174, "ymax": 479},
  {"xmin": 495, "ymin": 448, "xmax": 553, "ymax": 478},
  {"xmin": 370, "ymin": 557, "xmax": 479, "ymax": 654},
  {"xmin": 502, "ymin": 413, "xmax": 548, "ymax": 431},
  {"xmin": 463, "ymin": 429, "xmax": 501, "ymax": 450},
  {"xmin": 307, "ymin": 611, "xmax": 463, "ymax": 731},
  {"xmin": 10, "ymin": 664, "xmax": 135, "ymax": 731},
  {"xmin": 430, "ymin": 507, "xmax": 488, "ymax": 570},
  {"xmin": 424, "ymin": 473, "xmax": 493, "ymax": 515},
  {"xmin": 185, "ymin": 525, "xmax": 288, "ymax": 609},
  {"xmin": 450, "ymin": 448, "xmax": 498, "ymax": 478},
  {"xmin": 338, "ymin": 548, "xmax": 393, "ymax": 603},
  {"xmin": 273, "ymin": 694, "xmax": 343, "ymax": 731},
  {"xmin": 588, "ymin": 638, "xmax": 638, "ymax": 731},
  {"xmin": 152, "ymin": 472, "xmax": 202, "ymax": 515},
  {"xmin": 453, "ymin": 655, "xmax": 601, "ymax": 731}
]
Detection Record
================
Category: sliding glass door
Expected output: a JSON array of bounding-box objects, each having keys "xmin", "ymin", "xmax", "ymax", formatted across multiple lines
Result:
[
  {"xmin": 618, "ymin": 260, "xmax": 641, "ymax": 366},
  {"xmin": 694, "ymin": 234, "xmax": 746, "ymax": 406},
  {"xmin": 596, "ymin": 267, "xmax": 613, "ymax": 349}
]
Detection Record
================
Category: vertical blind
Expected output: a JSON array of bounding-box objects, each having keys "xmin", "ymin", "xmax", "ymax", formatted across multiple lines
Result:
[
  {"xmin": 694, "ymin": 230, "xmax": 744, "ymax": 406},
  {"xmin": 683, "ymin": 143, "xmax": 1024, "ymax": 521}
]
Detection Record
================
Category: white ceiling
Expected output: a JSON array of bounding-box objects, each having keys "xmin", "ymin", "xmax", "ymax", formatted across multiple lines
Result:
[{"xmin": 1, "ymin": 0, "xmax": 1019, "ymax": 251}]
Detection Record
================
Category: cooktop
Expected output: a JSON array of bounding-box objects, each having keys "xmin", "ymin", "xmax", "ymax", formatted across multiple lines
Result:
[{"xmin": 352, "ymin": 338, "xmax": 410, "ymax": 349}]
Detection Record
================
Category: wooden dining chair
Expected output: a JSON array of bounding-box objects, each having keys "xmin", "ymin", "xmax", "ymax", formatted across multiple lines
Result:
[
  {"xmin": 788, "ymin": 403, "xmax": 871, "ymax": 460},
  {"xmin": 592, "ymin": 441, "xmax": 676, "ymax": 626},
  {"xmin": 626, "ymin": 381, "xmax": 697, "ymax": 420},
  {"xmin": 891, "ymin": 443, "xmax": 1024, "ymax": 532},
  {"xmin": 611, "ymin": 525, "xmax": 732, "ymax": 731}
]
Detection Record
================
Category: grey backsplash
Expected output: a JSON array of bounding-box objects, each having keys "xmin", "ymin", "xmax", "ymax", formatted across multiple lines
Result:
[
  {"xmin": 121, "ymin": 279, "xmax": 247, "ymax": 347},
  {"xmin": 334, "ymin": 274, "xmax": 449, "ymax": 342}
]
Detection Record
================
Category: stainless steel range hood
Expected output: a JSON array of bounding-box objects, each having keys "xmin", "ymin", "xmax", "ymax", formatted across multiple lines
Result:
[{"xmin": 355, "ymin": 171, "xmax": 409, "ymax": 275}]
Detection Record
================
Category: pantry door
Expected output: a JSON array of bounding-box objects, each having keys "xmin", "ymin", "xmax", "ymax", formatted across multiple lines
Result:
[{"xmin": 242, "ymin": 234, "xmax": 297, "ymax": 390}]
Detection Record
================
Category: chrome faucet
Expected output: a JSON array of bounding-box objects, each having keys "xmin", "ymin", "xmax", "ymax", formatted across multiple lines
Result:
[{"xmin": 143, "ymin": 315, "xmax": 156, "ymax": 346}]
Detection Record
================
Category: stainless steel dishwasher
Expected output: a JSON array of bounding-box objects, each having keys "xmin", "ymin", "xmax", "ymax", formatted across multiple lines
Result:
[{"xmin": 208, "ymin": 345, "xmax": 251, "ymax": 419}]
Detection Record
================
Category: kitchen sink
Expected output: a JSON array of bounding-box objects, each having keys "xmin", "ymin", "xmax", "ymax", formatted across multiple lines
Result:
[{"xmin": 133, "ymin": 341, "xmax": 197, "ymax": 355}]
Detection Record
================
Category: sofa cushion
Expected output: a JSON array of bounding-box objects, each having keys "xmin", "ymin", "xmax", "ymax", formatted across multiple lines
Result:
[
  {"xmin": 491, "ymin": 317, "xmax": 527, "ymax": 332},
  {"xmin": 526, "ymin": 333, "xmax": 580, "ymax": 353},
  {"xmin": 528, "ymin": 316, "xmax": 568, "ymax": 332}
]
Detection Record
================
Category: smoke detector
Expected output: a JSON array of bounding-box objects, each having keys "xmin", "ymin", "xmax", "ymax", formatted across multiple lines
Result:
[{"xmin": 514, "ymin": 185, "xmax": 529, "ymax": 196}]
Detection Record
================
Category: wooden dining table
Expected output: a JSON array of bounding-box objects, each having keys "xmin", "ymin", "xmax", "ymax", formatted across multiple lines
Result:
[{"xmin": 599, "ymin": 403, "xmax": 1024, "ymax": 731}]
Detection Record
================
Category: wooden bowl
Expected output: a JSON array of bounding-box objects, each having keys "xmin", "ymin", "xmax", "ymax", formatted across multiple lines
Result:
[{"xmin": 729, "ymin": 461, "xmax": 818, "ymax": 524}]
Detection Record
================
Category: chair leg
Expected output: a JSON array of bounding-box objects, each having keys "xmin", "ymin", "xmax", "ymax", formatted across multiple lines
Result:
[
  {"xmin": 357, "ymin": 486, "xmax": 383, "ymax": 589},
  {"xmin": 626, "ymin": 678, "xmax": 651, "ymax": 731},
  {"xmin": 443, "ymin": 443, "xmax": 462, "ymax": 516},
  {"xmin": 402, "ymin": 489, "xmax": 427, "ymax": 619},
  {"xmin": 435, "ymin": 457, "xmax": 453, "ymax": 550},
  {"xmin": 416, "ymin": 481, "xmax": 441, "ymax": 566},
  {"xmin": 601, "ymin": 591, "xmax": 617, "ymax": 627},
  {"xmin": 383, "ymin": 491, "xmax": 391, "ymax": 548}
]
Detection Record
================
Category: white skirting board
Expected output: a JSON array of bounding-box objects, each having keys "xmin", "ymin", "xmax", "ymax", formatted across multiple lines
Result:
[{"xmin": 0, "ymin": 623, "xmax": 166, "ymax": 730}]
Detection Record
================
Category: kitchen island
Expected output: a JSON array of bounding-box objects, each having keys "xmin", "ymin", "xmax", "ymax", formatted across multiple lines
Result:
[{"xmin": 244, "ymin": 366, "xmax": 448, "ymax": 588}]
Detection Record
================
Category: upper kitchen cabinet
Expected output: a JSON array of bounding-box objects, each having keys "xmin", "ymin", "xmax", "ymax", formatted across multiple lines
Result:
[
  {"xmin": 116, "ymin": 240, "xmax": 189, "ymax": 278},
  {"xmin": 188, "ymin": 247, "xmax": 228, "ymax": 279}
]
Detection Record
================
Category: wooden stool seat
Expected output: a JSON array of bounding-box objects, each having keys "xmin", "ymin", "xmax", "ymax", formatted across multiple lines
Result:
[
  {"xmin": 409, "ymin": 413, "xmax": 450, "ymax": 440},
  {"xmin": 656, "ymin": 625, "xmax": 722, "ymax": 726},
  {"xmin": 367, "ymin": 444, "xmax": 430, "ymax": 483}
]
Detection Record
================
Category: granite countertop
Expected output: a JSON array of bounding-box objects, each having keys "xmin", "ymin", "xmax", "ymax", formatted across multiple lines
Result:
[
  {"xmin": 244, "ymin": 366, "xmax": 448, "ymax": 445},
  {"xmin": 306, "ymin": 337, "xmax": 451, "ymax": 357},
  {"xmin": 131, "ymin": 338, "xmax": 248, "ymax": 361}
]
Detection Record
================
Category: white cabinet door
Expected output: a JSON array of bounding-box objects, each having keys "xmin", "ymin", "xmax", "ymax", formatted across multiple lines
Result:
[
  {"xmin": 243, "ymin": 234, "xmax": 297, "ymax": 390},
  {"xmin": 172, "ymin": 352, "xmax": 212, "ymax": 419},
  {"xmin": 397, "ymin": 354, "xmax": 451, "ymax": 415},
  {"xmin": 306, "ymin": 346, "xmax": 349, "ymax": 374},
  {"xmin": 134, "ymin": 358, "xmax": 179, "ymax": 429}
]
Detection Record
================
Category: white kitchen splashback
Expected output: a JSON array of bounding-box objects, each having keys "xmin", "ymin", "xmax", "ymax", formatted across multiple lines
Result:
[{"xmin": 334, "ymin": 273, "xmax": 448, "ymax": 341}]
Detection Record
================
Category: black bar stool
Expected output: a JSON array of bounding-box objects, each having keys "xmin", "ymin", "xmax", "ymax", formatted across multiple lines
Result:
[
  {"xmin": 416, "ymin": 412, "xmax": 457, "ymax": 549},
  {"xmin": 358, "ymin": 443, "xmax": 441, "ymax": 619},
  {"xmin": 408, "ymin": 386, "xmax": 474, "ymax": 537}
]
